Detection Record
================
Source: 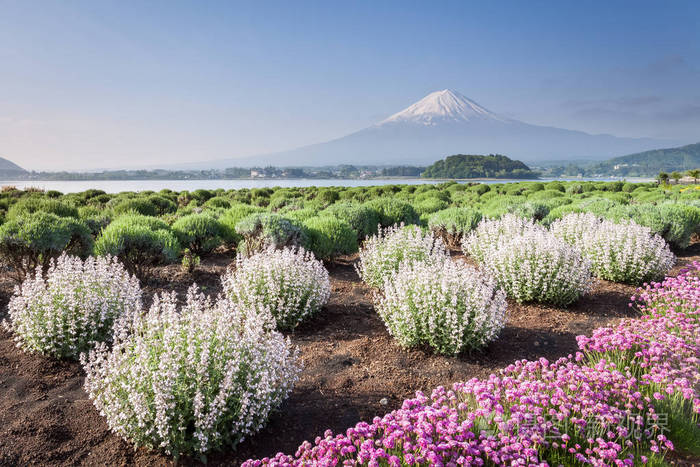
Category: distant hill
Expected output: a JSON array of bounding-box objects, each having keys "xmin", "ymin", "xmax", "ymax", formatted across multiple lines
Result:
[
  {"xmin": 0, "ymin": 156, "xmax": 27, "ymax": 177},
  {"xmin": 586, "ymin": 142, "xmax": 700, "ymax": 176},
  {"xmin": 421, "ymin": 154, "xmax": 538, "ymax": 179}
]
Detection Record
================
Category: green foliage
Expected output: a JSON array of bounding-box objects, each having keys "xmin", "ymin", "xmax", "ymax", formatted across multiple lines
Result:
[
  {"xmin": 94, "ymin": 214, "xmax": 180, "ymax": 278},
  {"xmin": 146, "ymin": 195, "xmax": 177, "ymax": 215},
  {"xmin": 428, "ymin": 207, "xmax": 482, "ymax": 248},
  {"xmin": 0, "ymin": 212, "xmax": 93, "ymax": 282},
  {"xmin": 171, "ymin": 213, "xmax": 225, "ymax": 256},
  {"xmin": 78, "ymin": 205, "xmax": 112, "ymax": 236},
  {"xmin": 527, "ymin": 189, "xmax": 565, "ymax": 200},
  {"xmin": 218, "ymin": 203, "xmax": 265, "ymax": 246},
  {"xmin": 234, "ymin": 213, "xmax": 305, "ymax": 255},
  {"xmin": 203, "ymin": 196, "xmax": 231, "ymax": 209},
  {"xmin": 364, "ymin": 198, "xmax": 419, "ymax": 227},
  {"xmin": 321, "ymin": 202, "xmax": 381, "ymax": 240},
  {"xmin": 414, "ymin": 197, "xmax": 449, "ymax": 216},
  {"xmin": 302, "ymin": 215, "xmax": 358, "ymax": 260},
  {"xmin": 422, "ymin": 154, "xmax": 538, "ymax": 179},
  {"xmin": 180, "ymin": 248, "xmax": 200, "ymax": 274},
  {"xmin": 6, "ymin": 197, "xmax": 79, "ymax": 220},
  {"xmin": 111, "ymin": 198, "xmax": 158, "ymax": 217}
]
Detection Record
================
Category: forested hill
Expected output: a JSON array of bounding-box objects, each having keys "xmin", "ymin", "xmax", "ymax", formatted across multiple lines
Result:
[
  {"xmin": 421, "ymin": 154, "xmax": 538, "ymax": 179},
  {"xmin": 586, "ymin": 142, "xmax": 700, "ymax": 176}
]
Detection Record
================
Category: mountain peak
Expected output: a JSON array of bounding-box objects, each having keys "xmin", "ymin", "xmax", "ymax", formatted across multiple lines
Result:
[{"xmin": 379, "ymin": 89, "xmax": 511, "ymax": 126}]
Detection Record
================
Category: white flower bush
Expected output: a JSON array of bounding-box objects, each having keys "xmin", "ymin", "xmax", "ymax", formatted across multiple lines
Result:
[
  {"xmin": 356, "ymin": 224, "xmax": 448, "ymax": 288},
  {"xmin": 551, "ymin": 214, "xmax": 675, "ymax": 284},
  {"xmin": 376, "ymin": 259, "xmax": 507, "ymax": 355},
  {"xmin": 222, "ymin": 247, "xmax": 330, "ymax": 330},
  {"xmin": 3, "ymin": 254, "xmax": 141, "ymax": 359},
  {"xmin": 81, "ymin": 287, "xmax": 300, "ymax": 457},
  {"xmin": 548, "ymin": 212, "xmax": 601, "ymax": 245},
  {"xmin": 462, "ymin": 214, "xmax": 544, "ymax": 263},
  {"xmin": 480, "ymin": 229, "xmax": 594, "ymax": 305}
]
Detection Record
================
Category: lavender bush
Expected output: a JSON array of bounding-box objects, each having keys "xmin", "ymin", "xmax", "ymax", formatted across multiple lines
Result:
[
  {"xmin": 551, "ymin": 214, "xmax": 675, "ymax": 284},
  {"xmin": 375, "ymin": 259, "xmax": 506, "ymax": 355},
  {"xmin": 3, "ymin": 254, "xmax": 141, "ymax": 359},
  {"xmin": 356, "ymin": 224, "xmax": 448, "ymax": 289},
  {"xmin": 478, "ymin": 228, "xmax": 594, "ymax": 305},
  {"xmin": 461, "ymin": 213, "xmax": 543, "ymax": 263},
  {"xmin": 222, "ymin": 247, "xmax": 330, "ymax": 330},
  {"xmin": 81, "ymin": 287, "xmax": 300, "ymax": 457}
]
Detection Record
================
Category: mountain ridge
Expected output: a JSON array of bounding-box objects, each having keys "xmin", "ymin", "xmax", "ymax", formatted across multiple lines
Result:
[
  {"xmin": 584, "ymin": 142, "xmax": 700, "ymax": 177},
  {"xmin": 0, "ymin": 156, "xmax": 27, "ymax": 176}
]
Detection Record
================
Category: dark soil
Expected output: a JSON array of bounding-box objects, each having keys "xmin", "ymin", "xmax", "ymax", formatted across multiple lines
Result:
[{"xmin": 1, "ymin": 245, "xmax": 699, "ymax": 466}]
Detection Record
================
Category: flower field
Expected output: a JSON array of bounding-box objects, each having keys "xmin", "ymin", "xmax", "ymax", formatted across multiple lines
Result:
[{"xmin": 0, "ymin": 180, "xmax": 699, "ymax": 465}]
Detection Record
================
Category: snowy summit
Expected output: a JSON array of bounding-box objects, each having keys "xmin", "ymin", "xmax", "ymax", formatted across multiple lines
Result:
[{"xmin": 380, "ymin": 89, "xmax": 510, "ymax": 126}]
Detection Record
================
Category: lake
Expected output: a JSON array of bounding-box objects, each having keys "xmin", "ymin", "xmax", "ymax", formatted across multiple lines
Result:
[{"xmin": 0, "ymin": 177, "xmax": 648, "ymax": 193}]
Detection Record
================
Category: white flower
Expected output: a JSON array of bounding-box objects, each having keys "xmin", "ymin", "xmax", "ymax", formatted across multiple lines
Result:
[
  {"xmin": 551, "ymin": 213, "xmax": 675, "ymax": 284},
  {"xmin": 376, "ymin": 259, "xmax": 506, "ymax": 355},
  {"xmin": 478, "ymin": 228, "xmax": 594, "ymax": 305},
  {"xmin": 462, "ymin": 214, "xmax": 544, "ymax": 263},
  {"xmin": 356, "ymin": 224, "xmax": 448, "ymax": 288},
  {"xmin": 81, "ymin": 286, "xmax": 300, "ymax": 456},
  {"xmin": 3, "ymin": 253, "xmax": 141, "ymax": 359},
  {"xmin": 222, "ymin": 246, "xmax": 330, "ymax": 330}
]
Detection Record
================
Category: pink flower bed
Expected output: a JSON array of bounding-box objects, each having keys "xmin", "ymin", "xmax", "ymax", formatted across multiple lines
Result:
[{"xmin": 244, "ymin": 262, "xmax": 700, "ymax": 466}]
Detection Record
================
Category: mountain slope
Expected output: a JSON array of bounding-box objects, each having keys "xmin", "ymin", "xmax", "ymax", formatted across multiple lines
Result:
[
  {"xmin": 175, "ymin": 89, "xmax": 677, "ymax": 169},
  {"xmin": 0, "ymin": 156, "xmax": 27, "ymax": 176},
  {"xmin": 586, "ymin": 142, "xmax": 700, "ymax": 176}
]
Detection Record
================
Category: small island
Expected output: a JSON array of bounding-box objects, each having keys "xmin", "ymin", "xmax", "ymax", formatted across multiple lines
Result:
[{"xmin": 421, "ymin": 154, "xmax": 539, "ymax": 179}]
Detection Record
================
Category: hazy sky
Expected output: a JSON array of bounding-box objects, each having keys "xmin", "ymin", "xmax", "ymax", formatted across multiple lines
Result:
[{"xmin": 1, "ymin": 0, "xmax": 699, "ymax": 170}]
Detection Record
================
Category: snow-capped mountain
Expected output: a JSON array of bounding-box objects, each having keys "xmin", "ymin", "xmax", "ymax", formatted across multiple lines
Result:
[
  {"xmin": 380, "ymin": 89, "xmax": 511, "ymax": 125},
  {"xmin": 173, "ymin": 89, "xmax": 676, "ymax": 169}
]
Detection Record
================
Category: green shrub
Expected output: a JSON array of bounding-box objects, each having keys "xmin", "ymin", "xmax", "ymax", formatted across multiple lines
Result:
[
  {"xmin": 527, "ymin": 189, "xmax": 565, "ymax": 201},
  {"xmin": 6, "ymin": 197, "xmax": 79, "ymax": 220},
  {"xmin": 0, "ymin": 212, "xmax": 93, "ymax": 282},
  {"xmin": 78, "ymin": 206, "xmax": 112, "ymax": 236},
  {"xmin": 428, "ymin": 208, "xmax": 482, "ymax": 248},
  {"xmin": 190, "ymin": 189, "xmax": 215, "ymax": 203},
  {"xmin": 470, "ymin": 184, "xmax": 490, "ymax": 196},
  {"xmin": 147, "ymin": 195, "xmax": 177, "ymax": 215},
  {"xmin": 234, "ymin": 213, "xmax": 305, "ymax": 255},
  {"xmin": 302, "ymin": 216, "xmax": 358, "ymax": 260},
  {"xmin": 414, "ymin": 198, "xmax": 449, "ymax": 216},
  {"xmin": 94, "ymin": 214, "xmax": 180, "ymax": 278},
  {"xmin": 203, "ymin": 196, "xmax": 231, "ymax": 210},
  {"xmin": 282, "ymin": 207, "xmax": 318, "ymax": 223},
  {"xmin": 510, "ymin": 201, "xmax": 550, "ymax": 222},
  {"xmin": 414, "ymin": 190, "xmax": 450, "ymax": 203},
  {"xmin": 321, "ymin": 202, "xmax": 381, "ymax": 241},
  {"xmin": 111, "ymin": 198, "xmax": 158, "ymax": 217},
  {"xmin": 171, "ymin": 213, "xmax": 225, "ymax": 256},
  {"xmin": 218, "ymin": 203, "xmax": 265, "ymax": 246},
  {"xmin": 314, "ymin": 189, "xmax": 340, "ymax": 207},
  {"xmin": 364, "ymin": 198, "xmax": 419, "ymax": 227}
]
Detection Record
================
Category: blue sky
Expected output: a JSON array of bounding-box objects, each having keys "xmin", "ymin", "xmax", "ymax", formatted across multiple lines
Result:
[{"xmin": 1, "ymin": 0, "xmax": 698, "ymax": 170}]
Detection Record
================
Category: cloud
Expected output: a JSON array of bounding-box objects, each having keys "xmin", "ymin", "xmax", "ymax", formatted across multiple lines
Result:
[
  {"xmin": 645, "ymin": 55, "xmax": 691, "ymax": 74},
  {"xmin": 563, "ymin": 96, "xmax": 663, "ymax": 111},
  {"xmin": 657, "ymin": 104, "xmax": 700, "ymax": 121}
]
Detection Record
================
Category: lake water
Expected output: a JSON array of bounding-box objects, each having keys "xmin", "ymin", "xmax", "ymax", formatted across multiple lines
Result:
[{"xmin": 0, "ymin": 177, "xmax": 648, "ymax": 194}]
